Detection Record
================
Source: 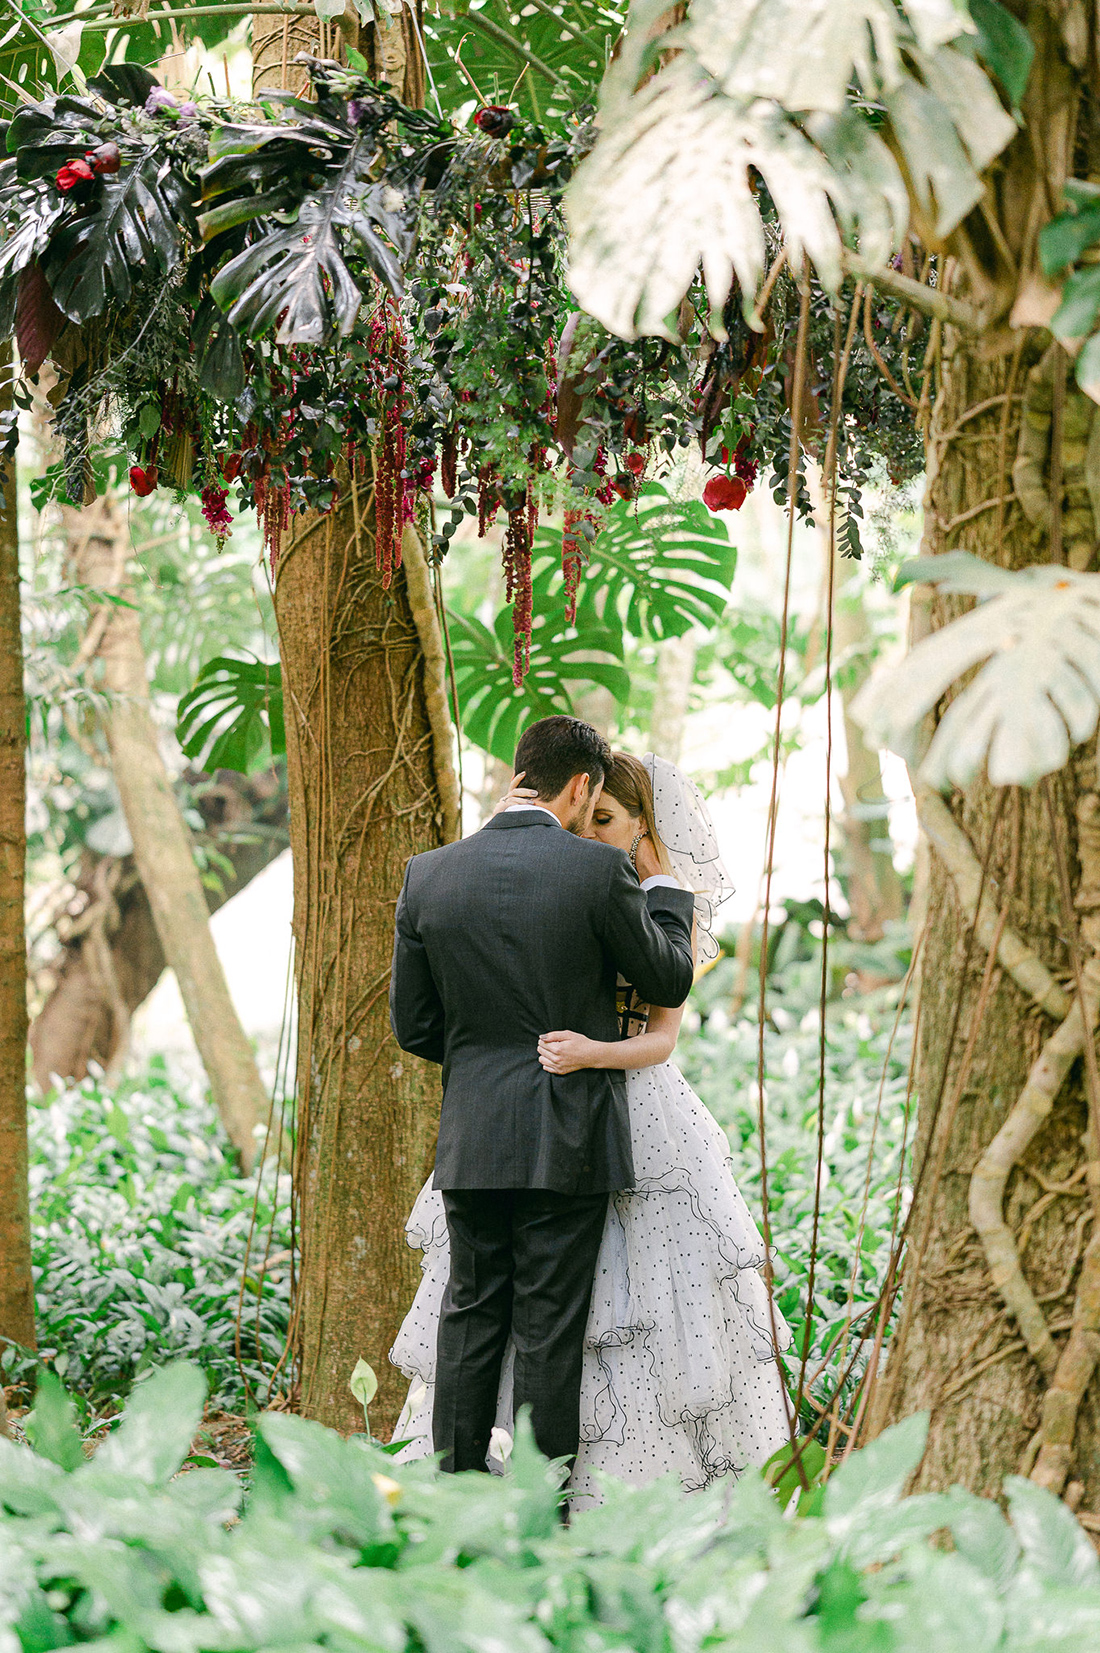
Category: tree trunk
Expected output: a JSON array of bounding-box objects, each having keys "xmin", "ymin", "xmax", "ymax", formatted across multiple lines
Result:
[
  {"xmin": 0, "ymin": 350, "xmax": 35, "ymax": 1357},
  {"xmin": 253, "ymin": 7, "xmax": 458, "ymax": 1434},
  {"xmin": 648, "ymin": 633, "xmax": 696, "ymax": 764},
  {"xmin": 29, "ymin": 767, "xmax": 288, "ymax": 1089},
  {"xmin": 69, "ymin": 494, "xmax": 269, "ymax": 1169}
]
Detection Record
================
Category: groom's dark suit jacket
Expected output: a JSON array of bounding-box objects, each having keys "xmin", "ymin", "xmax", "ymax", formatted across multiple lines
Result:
[{"xmin": 389, "ymin": 810, "xmax": 696, "ymax": 1194}]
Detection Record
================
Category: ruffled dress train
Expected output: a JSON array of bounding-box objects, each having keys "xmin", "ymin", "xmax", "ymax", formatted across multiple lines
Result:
[{"xmin": 389, "ymin": 1058, "xmax": 792, "ymax": 1504}]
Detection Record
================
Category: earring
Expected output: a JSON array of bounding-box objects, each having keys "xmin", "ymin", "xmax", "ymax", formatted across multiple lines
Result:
[{"xmin": 628, "ymin": 830, "xmax": 645, "ymax": 868}]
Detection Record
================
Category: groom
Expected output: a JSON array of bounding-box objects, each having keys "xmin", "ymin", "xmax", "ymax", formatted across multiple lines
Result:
[{"xmin": 390, "ymin": 715, "xmax": 696, "ymax": 1479}]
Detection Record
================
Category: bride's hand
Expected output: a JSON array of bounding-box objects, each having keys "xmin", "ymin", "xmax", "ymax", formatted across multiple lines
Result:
[
  {"xmin": 633, "ymin": 832, "xmax": 663, "ymax": 883},
  {"xmin": 492, "ymin": 770, "xmax": 540, "ymax": 816},
  {"xmin": 538, "ymin": 1030, "xmax": 599, "ymax": 1075}
]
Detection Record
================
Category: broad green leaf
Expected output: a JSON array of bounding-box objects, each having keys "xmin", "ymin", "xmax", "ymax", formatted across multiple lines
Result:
[
  {"xmin": 568, "ymin": 0, "xmax": 1013, "ymax": 337},
  {"xmin": 256, "ymin": 1412, "xmax": 393, "ymax": 1548},
  {"xmin": 176, "ymin": 656, "xmax": 284, "ymax": 776},
  {"xmin": 1075, "ymin": 328, "xmax": 1100, "ymax": 404},
  {"xmin": 24, "ymin": 1371, "xmax": 83, "ymax": 1472},
  {"xmin": 201, "ymin": 87, "xmax": 430, "ymax": 343},
  {"xmin": 448, "ymin": 596, "xmax": 627, "ymax": 766},
  {"xmin": 861, "ymin": 1545, "xmax": 1003, "ymax": 1653},
  {"xmin": 762, "ymin": 1437, "xmax": 827, "ymax": 1510},
  {"xmin": 853, "ymin": 564, "xmax": 1100, "ymax": 789},
  {"xmin": 5, "ymin": 93, "xmax": 196, "ymax": 324},
  {"xmin": 425, "ymin": 0, "xmax": 624, "ymax": 128},
  {"xmin": 92, "ymin": 1361, "xmax": 207, "ymax": 1485},
  {"xmin": 940, "ymin": 1485, "xmax": 1020, "ymax": 1592},
  {"xmin": 1037, "ymin": 202, "xmax": 1100, "ymax": 276},
  {"xmin": 967, "ymin": 0, "xmax": 1034, "ymax": 107},
  {"xmin": 1005, "ymin": 1475, "xmax": 1100, "ymax": 1589},
  {"xmin": 559, "ymin": 485, "xmax": 738, "ymax": 644},
  {"xmin": 1052, "ymin": 264, "xmax": 1100, "ymax": 345},
  {"xmin": 350, "ymin": 1359, "xmax": 378, "ymax": 1414},
  {"xmin": 823, "ymin": 1411, "xmax": 929, "ymax": 1521}
]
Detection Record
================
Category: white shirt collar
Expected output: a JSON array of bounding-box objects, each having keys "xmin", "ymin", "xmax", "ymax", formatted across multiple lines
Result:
[{"xmin": 503, "ymin": 803, "xmax": 562, "ymax": 826}]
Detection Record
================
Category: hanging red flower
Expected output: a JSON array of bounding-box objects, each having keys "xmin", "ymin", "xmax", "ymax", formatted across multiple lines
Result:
[
  {"xmin": 474, "ymin": 105, "xmax": 515, "ymax": 137},
  {"xmin": 85, "ymin": 143, "xmax": 121, "ymax": 176},
  {"xmin": 56, "ymin": 158, "xmax": 95, "ymax": 193},
  {"xmin": 624, "ymin": 452, "xmax": 646, "ymax": 476},
  {"xmin": 201, "ymin": 484, "xmax": 233, "ymax": 541},
  {"xmin": 703, "ymin": 474, "xmax": 747, "ymax": 513},
  {"xmin": 129, "ymin": 465, "xmax": 158, "ymax": 497}
]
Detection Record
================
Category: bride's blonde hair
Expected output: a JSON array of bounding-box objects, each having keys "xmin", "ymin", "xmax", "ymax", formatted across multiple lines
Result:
[{"xmin": 602, "ymin": 753, "xmax": 675, "ymax": 878}]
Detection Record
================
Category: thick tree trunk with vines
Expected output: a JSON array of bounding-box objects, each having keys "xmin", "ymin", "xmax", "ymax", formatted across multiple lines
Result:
[
  {"xmin": 253, "ymin": 7, "xmax": 456, "ymax": 1433},
  {"xmin": 863, "ymin": 6, "xmax": 1100, "ymax": 1513},
  {"xmin": 0, "ymin": 357, "xmax": 35, "ymax": 1357},
  {"xmin": 872, "ymin": 343, "xmax": 1100, "ymax": 1505}
]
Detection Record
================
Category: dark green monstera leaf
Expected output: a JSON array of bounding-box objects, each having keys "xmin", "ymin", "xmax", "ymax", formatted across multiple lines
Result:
[
  {"xmin": 543, "ymin": 485, "xmax": 738, "ymax": 646},
  {"xmin": 44, "ymin": 146, "xmax": 196, "ymax": 323},
  {"xmin": 200, "ymin": 74, "xmax": 445, "ymax": 344},
  {"xmin": 5, "ymin": 92, "xmax": 198, "ymax": 324},
  {"xmin": 177, "ymin": 656, "xmax": 285, "ymax": 775},
  {"xmin": 448, "ymin": 557, "xmax": 628, "ymax": 764}
]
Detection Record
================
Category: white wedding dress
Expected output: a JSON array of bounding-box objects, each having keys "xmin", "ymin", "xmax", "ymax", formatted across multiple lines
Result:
[{"xmin": 389, "ymin": 1047, "xmax": 793, "ymax": 1504}]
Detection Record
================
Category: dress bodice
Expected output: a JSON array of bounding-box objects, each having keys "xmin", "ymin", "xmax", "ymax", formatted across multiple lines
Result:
[{"xmin": 615, "ymin": 976, "xmax": 650, "ymax": 1041}]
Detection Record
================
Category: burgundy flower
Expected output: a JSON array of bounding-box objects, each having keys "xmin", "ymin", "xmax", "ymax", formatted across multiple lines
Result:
[
  {"xmin": 85, "ymin": 142, "xmax": 121, "ymax": 176},
  {"xmin": 129, "ymin": 464, "xmax": 158, "ymax": 497},
  {"xmin": 56, "ymin": 158, "xmax": 95, "ymax": 193},
  {"xmin": 624, "ymin": 452, "xmax": 646, "ymax": 477},
  {"xmin": 220, "ymin": 451, "xmax": 242, "ymax": 482},
  {"xmin": 703, "ymin": 474, "xmax": 747, "ymax": 513},
  {"xmin": 201, "ymin": 484, "xmax": 233, "ymax": 539},
  {"xmin": 474, "ymin": 104, "xmax": 515, "ymax": 138}
]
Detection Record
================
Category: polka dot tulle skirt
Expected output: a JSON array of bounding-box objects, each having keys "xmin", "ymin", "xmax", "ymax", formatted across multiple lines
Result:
[{"xmin": 389, "ymin": 1059, "xmax": 792, "ymax": 1505}]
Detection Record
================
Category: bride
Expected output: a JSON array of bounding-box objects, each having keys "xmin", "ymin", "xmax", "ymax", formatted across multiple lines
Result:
[{"xmin": 390, "ymin": 750, "xmax": 792, "ymax": 1505}]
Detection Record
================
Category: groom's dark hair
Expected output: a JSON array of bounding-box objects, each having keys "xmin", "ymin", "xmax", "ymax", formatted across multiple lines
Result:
[{"xmin": 515, "ymin": 716, "xmax": 611, "ymax": 801}]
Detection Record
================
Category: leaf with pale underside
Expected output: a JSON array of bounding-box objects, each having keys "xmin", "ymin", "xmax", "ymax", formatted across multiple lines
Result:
[
  {"xmin": 568, "ymin": 57, "xmax": 898, "ymax": 338},
  {"xmin": 852, "ymin": 561, "xmax": 1100, "ymax": 790},
  {"xmin": 568, "ymin": 0, "xmax": 1013, "ymax": 340}
]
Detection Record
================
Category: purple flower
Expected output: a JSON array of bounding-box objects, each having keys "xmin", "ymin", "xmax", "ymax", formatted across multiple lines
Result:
[
  {"xmin": 347, "ymin": 97, "xmax": 376, "ymax": 127},
  {"xmin": 144, "ymin": 87, "xmax": 179, "ymax": 116},
  {"xmin": 177, "ymin": 101, "xmax": 200, "ymax": 122}
]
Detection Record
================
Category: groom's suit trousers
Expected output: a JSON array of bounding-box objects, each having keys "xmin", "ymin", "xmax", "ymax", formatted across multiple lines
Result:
[{"xmin": 433, "ymin": 1188, "xmax": 609, "ymax": 1473}]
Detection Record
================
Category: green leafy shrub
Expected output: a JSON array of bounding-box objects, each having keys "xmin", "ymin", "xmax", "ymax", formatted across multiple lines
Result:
[
  {"xmin": 680, "ymin": 979, "xmax": 912, "ymax": 1418},
  {"xmin": 20, "ymin": 1066, "xmax": 290, "ymax": 1412},
  {"xmin": 2, "ymin": 1362, "xmax": 1099, "ymax": 1653}
]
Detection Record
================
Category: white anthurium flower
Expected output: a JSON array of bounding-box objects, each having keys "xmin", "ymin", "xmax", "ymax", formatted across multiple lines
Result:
[
  {"xmin": 407, "ymin": 1379, "xmax": 428, "ymax": 1414},
  {"xmin": 851, "ymin": 553, "xmax": 1100, "ymax": 791},
  {"xmin": 489, "ymin": 1427, "xmax": 514, "ymax": 1464}
]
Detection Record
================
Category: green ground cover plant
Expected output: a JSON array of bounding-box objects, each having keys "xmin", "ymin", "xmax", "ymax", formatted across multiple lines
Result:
[
  {"xmin": 11, "ymin": 964, "xmax": 907, "ymax": 1427},
  {"xmin": 16, "ymin": 1063, "xmax": 290, "ymax": 1414},
  {"xmin": 684, "ymin": 966, "xmax": 911, "ymax": 1422},
  {"xmin": 2, "ymin": 1360, "xmax": 1098, "ymax": 1653}
]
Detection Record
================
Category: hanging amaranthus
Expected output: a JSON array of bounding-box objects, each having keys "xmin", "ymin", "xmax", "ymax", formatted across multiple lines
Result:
[{"xmin": 503, "ymin": 503, "xmax": 533, "ymax": 686}]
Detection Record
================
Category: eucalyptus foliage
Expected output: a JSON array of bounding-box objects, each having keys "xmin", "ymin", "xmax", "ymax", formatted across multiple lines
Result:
[{"xmin": 2, "ymin": 1359, "xmax": 1100, "ymax": 1653}]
